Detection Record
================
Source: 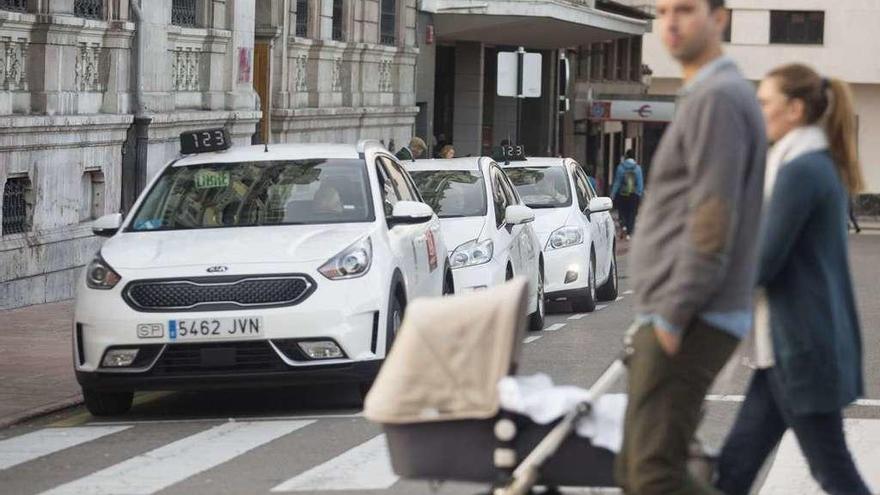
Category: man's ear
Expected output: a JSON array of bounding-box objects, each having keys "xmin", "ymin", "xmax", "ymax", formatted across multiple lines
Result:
[{"xmin": 714, "ymin": 7, "xmax": 730, "ymax": 36}]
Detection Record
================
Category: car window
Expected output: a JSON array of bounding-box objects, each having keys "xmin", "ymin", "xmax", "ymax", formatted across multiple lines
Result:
[
  {"xmin": 505, "ymin": 166, "xmax": 572, "ymax": 209},
  {"xmin": 410, "ymin": 170, "xmax": 487, "ymax": 218},
  {"xmin": 379, "ymin": 156, "xmax": 418, "ymax": 203},
  {"xmin": 375, "ymin": 160, "xmax": 397, "ymax": 217},
  {"xmin": 572, "ymin": 167, "xmax": 592, "ymax": 212},
  {"xmin": 574, "ymin": 166, "xmax": 597, "ymax": 201},
  {"xmin": 130, "ymin": 159, "xmax": 374, "ymax": 231},
  {"xmin": 490, "ymin": 168, "xmax": 509, "ymax": 228},
  {"xmin": 499, "ymin": 170, "xmax": 521, "ymax": 206}
]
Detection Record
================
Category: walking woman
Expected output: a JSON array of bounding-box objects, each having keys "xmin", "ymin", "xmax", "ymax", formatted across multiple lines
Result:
[{"xmin": 716, "ymin": 64, "xmax": 871, "ymax": 494}]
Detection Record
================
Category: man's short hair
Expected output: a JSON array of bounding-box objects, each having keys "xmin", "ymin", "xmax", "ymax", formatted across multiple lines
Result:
[{"xmin": 706, "ymin": 0, "xmax": 725, "ymax": 9}]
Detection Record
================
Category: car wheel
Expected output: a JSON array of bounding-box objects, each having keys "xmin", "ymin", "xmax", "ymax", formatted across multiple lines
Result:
[
  {"xmin": 528, "ymin": 268, "xmax": 546, "ymax": 332},
  {"xmin": 385, "ymin": 291, "xmax": 405, "ymax": 354},
  {"xmin": 572, "ymin": 252, "xmax": 597, "ymax": 313},
  {"xmin": 596, "ymin": 247, "xmax": 619, "ymax": 301},
  {"xmin": 82, "ymin": 388, "xmax": 133, "ymax": 417}
]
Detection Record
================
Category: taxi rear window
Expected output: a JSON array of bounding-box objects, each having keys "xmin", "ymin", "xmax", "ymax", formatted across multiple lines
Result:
[
  {"xmin": 410, "ymin": 170, "xmax": 487, "ymax": 219},
  {"xmin": 130, "ymin": 159, "xmax": 374, "ymax": 231}
]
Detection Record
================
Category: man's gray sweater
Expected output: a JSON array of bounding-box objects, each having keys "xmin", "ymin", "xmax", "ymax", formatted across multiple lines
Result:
[{"xmin": 630, "ymin": 58, "xmax": 767, "ymax": 338}]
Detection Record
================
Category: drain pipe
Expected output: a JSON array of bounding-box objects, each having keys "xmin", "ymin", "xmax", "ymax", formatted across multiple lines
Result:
[{"xmin": 122, "ymin": 0, "xmax": 152, "ymax": 212}]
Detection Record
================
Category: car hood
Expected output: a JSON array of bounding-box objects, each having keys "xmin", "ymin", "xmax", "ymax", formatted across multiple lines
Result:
[
  {"xmin": 531, "ymin": 208, "xmax": 575, "ymax": 246},
  {"xmin": 102, "ymin": 224, "xmax": 374, "ymax": 270},
  {"xmin": 439, "ymin": 217, "xmax": 488, "ymax": 251}
]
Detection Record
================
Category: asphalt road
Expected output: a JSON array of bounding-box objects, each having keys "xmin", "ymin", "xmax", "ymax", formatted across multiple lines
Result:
[{"xmin": 2, "ymin": 234, "xmax": 879, "ymax": 495}]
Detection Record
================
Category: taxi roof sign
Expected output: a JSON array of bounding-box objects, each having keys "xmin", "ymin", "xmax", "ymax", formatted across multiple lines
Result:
[
  {"xmin": 493, "ymin": 144, "xmax": 527, "ymax": 163},
  {"xmin": 180, "ymin": 128, "xmax": 231, "ymax": 155}
]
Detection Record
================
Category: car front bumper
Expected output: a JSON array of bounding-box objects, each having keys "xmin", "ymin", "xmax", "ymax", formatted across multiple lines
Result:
[{"xmin": 543, "ymin": 244, "xmax": 590, "ymax": 298}]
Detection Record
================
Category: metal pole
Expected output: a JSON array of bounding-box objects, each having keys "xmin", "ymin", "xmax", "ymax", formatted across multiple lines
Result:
[{"xmin": 515, "ymin": 47, "xmax": 524, "ymax": 146}]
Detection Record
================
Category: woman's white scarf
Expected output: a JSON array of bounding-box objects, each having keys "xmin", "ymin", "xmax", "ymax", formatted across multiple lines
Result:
[{"xmin": 749, "ymin": 125, "xmax": 828, "ymax": 368}]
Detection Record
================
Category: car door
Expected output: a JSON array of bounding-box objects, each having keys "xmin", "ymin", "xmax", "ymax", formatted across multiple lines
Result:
[
  {"xmin": 571, "ymin": 163, "xmax": 608, "ymax": 281},
  {"xmin": 489, "ymin": 165, "xmax": 518, "ymax": 279},
  {"xmin": 379, "ymin": 156, "xmax": 440, "ymax": 298},
  {"xmin": 499, "ymin": 168, "xmax": 538, "ymax": 284},
  {"xmin": 376, "ymin": 155, "xmax": 423, "ymax": 299}
]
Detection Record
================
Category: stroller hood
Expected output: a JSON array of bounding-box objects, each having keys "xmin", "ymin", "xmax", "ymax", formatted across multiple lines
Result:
[{"xmin": 364, "ymin": 278, "xmax": 529, "ymax": 424}]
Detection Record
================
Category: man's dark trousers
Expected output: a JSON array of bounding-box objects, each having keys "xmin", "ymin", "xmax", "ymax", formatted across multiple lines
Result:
[
  {"xmin": 615, "ymin": 320, "xmax": 739, "ymax": 494},
  {"xmin": 616, "ymin": 195, "xmax": 639, "ymax": 236}
]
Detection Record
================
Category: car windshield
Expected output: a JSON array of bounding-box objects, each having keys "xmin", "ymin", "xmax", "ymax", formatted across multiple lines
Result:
[
  {"xmin": 130, "ymin": 159, "xmax": 374, "ymax": 231},
  {"xmin": 409, "ymin": 170, "xmax": 487, "ymax": 218},
  {"xmin": 505, "ymin": 167, "xmax": 572, "ymax": 208}
]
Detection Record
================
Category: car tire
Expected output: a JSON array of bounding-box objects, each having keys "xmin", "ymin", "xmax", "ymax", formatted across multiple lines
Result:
[
  {"xmin": 596, "ymin": 247, "xmax": 619, "ymax": 302},
  {"xmin": 442, "ymin": 266, "xmax": 455, "ymax": 296},
  {"xmin": 385, "ymin": 291, "xmax": 405, "ymax": 355},
  {"xmin": 572, "ymin": 252, "xmax": 597, "ymax": 313},
  {"xmin": 82, "ymin": 388, "xmax": 133, "ymax": 417},
  {"xmin": 527, "ymin": 268, "xmax": 546, "ymax": 332}
]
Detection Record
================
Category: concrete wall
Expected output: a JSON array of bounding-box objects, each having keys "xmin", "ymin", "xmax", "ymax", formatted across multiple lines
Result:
[{"xmin": 642, "ymin": 0, "xmax": 880, "ymax": 194}]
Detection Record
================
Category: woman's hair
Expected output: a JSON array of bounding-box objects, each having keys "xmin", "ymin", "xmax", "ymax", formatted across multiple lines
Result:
[
  {"xmin": 767, "ymin": 63, "xmax": 865, "ymax": 194},
  {"xmin": 439, "ymin": 144, "xmax": 455, "ymax": 158}
]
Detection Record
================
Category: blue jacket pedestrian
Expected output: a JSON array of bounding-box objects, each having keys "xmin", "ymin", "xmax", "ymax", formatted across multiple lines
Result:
[{"xmin": 610, "ymin": 155, "xmax": 644, "ymax": 199}]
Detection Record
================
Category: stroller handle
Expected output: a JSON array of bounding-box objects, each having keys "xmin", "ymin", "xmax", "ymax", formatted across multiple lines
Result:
[{"xmin": 585, "ymin": 359, "xmax": 627, "ymax": 407}]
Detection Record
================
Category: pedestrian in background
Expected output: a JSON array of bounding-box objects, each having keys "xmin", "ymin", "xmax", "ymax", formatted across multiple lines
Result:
[
  {"xmin": 396, "ymin": 137, "xmax": 427, "ymax": 162},
  {"xmin": 616, "ymin": 0, "xmax": 767, "ymax": 493},
  {"xmin": 715, "ymin": 64, "xmax": 871, "ymax": 495},
  {"xmin": 439, "ymin": 144, "xmax": 455, "ymax": 159},
  {"xmin": 610, "ymin": 149, "xmax": 644, "ymax": 238}
]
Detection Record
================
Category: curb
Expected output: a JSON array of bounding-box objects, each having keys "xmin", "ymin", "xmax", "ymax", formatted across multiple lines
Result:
[{"xmin": 0, "ymin": 394, "xmax": 84, "ymax": 430}]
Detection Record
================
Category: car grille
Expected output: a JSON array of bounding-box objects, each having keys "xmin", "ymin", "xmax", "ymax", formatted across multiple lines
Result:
[
  {"xmin": 151, "ymin": 341, "xmax": 286, "ymax": 375},
  {"xmin": 124, "ymin": 275, "xmax": 314, "ymax": 312}
]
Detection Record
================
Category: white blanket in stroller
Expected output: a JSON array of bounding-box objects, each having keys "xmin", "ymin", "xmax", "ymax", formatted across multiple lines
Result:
[{"xmin": 498, "ymin": 374, "xmax": 627, "ymax": 453}]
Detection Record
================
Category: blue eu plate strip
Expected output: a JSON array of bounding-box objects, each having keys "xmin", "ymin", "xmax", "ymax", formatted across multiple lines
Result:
[{"xmin": 169, "ymin": 320, "xmax": 177, "ymax": 340}]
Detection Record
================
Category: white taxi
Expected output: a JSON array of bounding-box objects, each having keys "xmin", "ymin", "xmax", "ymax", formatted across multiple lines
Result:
[
  {"xmin": 74, "ymin": 130, "xmax": 452, "ymax": 415},
  {"xmin": 503, "ymin": 157, "xmax": 617, "ymax": 312},
  {"xmin": 406, "ymin": 157, "xmax": 545, "ymax": 331}
]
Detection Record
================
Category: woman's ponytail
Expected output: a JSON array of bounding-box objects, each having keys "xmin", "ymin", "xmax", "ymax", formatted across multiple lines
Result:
[{"xmin": 825, "ymin": 78, "xmax": 864, "ymax": 194}]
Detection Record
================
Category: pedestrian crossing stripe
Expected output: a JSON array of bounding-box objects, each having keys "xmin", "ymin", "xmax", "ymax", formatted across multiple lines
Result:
[
  {"xmin": 2, "ymin": 417, "xmax": 879, "ymax": 494},
  {"xmin": 271, "ymin": 434, "xmax": 397, "ymax": 492},
  {"xmin": 760, "ymin": 419, "xmax": 880, "ymax": 494},
  {"xmin": 0, "ymin": 426, "xmax": 131, "ymax": 471},
  {"xmin": 39, "ymin": 420, "xmax": 313, "ymax": 495}
]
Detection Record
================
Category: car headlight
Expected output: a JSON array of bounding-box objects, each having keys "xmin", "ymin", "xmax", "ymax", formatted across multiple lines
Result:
[
  {"xmin": 450, "ymin": 239, "xmax": 493, "ymax": 269},
  {"xmin": 86, "ymin": 254, "xmax": 122, "ymax": 290},
  {"xmin": 319, "ymin": 237, "xmax": 373, "ymax": 280},
  {"xmin": 547, "ymin": 226, "xmax": 584, "ymax": 250}
]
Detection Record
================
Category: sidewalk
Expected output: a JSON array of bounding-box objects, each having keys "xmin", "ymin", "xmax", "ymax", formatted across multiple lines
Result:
[{"xmin": 0, "ymin": 300, "xmax": 81, "ymax": 429}]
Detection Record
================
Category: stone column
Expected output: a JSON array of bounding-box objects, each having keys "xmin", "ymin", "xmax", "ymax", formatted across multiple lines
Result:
[
  {"xmin": 452, "ymin": 42, "xmax": 484, "ymax": 156},
  {"xmin": 224, "ymin": 0, "xmax": 257, "ymax": 110},
  {"xmin": 27, "ymin": 0, "xmax": 76, "ymax": 114}
]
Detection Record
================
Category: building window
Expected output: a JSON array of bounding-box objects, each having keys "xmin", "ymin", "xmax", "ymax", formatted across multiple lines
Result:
[
  {"xmin": 74, "ymin": 0, "xmax": 103, "ymax": 20},
  {"xmin": 615, "ymin": 38, "xmax": 628, "ymax": 81},
  {"xmin": 380, "ymin": 0, "xmax": 397, "ymax": 45},
  {"xmin": 0, "ymin": 0, "xmax": 26, "ymax": 13},
  {"xmin": 629, "ymin": 37, "xmax": 642, "ymax": 82},
  {"xmin": 723, "ymin": 9, "xmax": 732, "ymax": 42},
  {"xmin": 332, "ymin": 0, "xmax": 345, "ymax": 41},
  {"xmin": 770, "ymin": 11, "xmax": 824, "ymax": 45},
  {"xmin": 81, "ymin": 171, "xmax": 105, "ymax": 222},
  {"xmin": 295, "ymin": 0, "xmax": 309, "ymax": 37},
  {"xmin": 172, "ymin": 0, "xmax": 198, "ymax": 27},
  {"xmin": 603, "ymin": 41, "xmax": 615, "ymax": 81},
  {"xmin": 2, "ymin": 177, "xmax": 33, "ymax": 236},
  {"xmin": 590, "ymin": 43, "xmax": 603, "ymax": 81}
]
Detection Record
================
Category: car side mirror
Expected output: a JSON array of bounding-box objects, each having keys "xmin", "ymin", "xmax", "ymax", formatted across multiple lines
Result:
[
  {"xmin": 588, "ymin": 197, "xmax": 613, "ymax": 214},
  {"xmin": 387, "ymin": 201, "xmax": 434, "ymax": 227},
  {"xmin": 505, "ymin": 204, "xmax": 535, "ymax": 225},
  {"xmin": 93, "ymin": 213, "xmax": 123, "ymax": 237}
]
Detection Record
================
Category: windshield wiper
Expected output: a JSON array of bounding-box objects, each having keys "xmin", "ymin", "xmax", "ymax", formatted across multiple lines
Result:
[{"xmin": 525, "ymin": 204, "xmax": 560, "ymax": 209}]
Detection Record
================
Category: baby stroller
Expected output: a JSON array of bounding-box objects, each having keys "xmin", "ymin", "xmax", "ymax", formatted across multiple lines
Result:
[{"xmin": 364, "ymin": 279, "xmax": 629, "ymax": 495}]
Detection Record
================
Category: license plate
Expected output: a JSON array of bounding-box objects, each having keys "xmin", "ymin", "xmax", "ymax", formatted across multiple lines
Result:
[{"xmin": 169, "ymin": 317, "xmax": 263, "ymax": 340}]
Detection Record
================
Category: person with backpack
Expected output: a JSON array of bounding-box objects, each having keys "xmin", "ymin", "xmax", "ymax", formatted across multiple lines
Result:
[{"xmin": 610, "ymin": 149, "xmax": 644, "ymax": 238}]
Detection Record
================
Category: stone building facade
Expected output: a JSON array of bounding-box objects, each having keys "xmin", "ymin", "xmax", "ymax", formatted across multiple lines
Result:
[{"xmin": 1, "ymin": 0, "xmax": 418, "ymax": 309}]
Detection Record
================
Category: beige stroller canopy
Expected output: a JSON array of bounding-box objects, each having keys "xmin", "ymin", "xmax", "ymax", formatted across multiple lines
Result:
[{"xmin": 364, "ymin": 278, "xmax": 529, "ymax": 424}]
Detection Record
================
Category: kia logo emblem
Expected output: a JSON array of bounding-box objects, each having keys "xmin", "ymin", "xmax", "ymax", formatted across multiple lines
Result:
[{"xmin": 206, "ymin": 266, "xmax": 228, "ymax": 273}]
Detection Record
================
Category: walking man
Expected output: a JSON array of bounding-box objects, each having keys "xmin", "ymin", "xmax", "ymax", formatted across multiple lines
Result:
[
  {"xmin": 615, "ymin": 0, "xmax": 767, "ymax": 493},
  {"xmin": 610, "ymin": 150, "xmax": 644, "ymax": 238}
]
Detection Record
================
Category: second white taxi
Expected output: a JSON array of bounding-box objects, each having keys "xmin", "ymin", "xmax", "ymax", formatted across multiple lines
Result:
[
  {"xmin": 503, "ymin": 157, "xmax": 617, "ymax": 312},
  {"xmin": 406, "ymin": 157, "xmax": 545, "ymax": 331},
  {"xmin": 74, "ymin": 131, "xmax": 451, "ymax": 415}
]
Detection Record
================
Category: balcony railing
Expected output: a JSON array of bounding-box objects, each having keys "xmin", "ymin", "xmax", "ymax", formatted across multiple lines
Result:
[
  {"xmin": 0, "ymin": 0, "xmax": 26, "ymax": 13},
  {"xmin": 74, "ymin": 0, "xmax": 104, "ymax": 20},
  {"xmin": 172, "ymin": 0, "xmax": 198, "ymax": 27}
]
